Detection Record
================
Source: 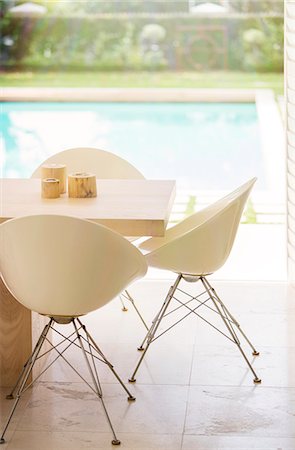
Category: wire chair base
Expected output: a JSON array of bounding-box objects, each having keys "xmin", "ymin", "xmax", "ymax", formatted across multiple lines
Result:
[
  {"xmin": 1, "ymin": 317, "xmax": 135, "ymax": 446},
  {"xmin": 129, "ymin": 274, "xmax": 261, "ymax": 384},
  {"xmin": 119, "ymin": 289, "xmax": 149, "ymax": 330}
]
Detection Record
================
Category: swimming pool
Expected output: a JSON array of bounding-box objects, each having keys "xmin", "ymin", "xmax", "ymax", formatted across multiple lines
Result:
[{"xmin": 0, "ymin": 101, "xmax": 264, "ymax": 190}]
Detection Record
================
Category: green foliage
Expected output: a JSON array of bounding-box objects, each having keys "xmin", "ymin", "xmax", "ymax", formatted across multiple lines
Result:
[
  {"xmin": 0, "ymin": 13, "xmax": 283, "ymax": 72},
  {"xmin": 243, "ymin": 199, "xmax": 257, "ymax": 224},
  {"xmin": 16, "ymin": 0, "xmax": 283, "ymax": 15},
  {"xmin": 241, "ymin": 19, "xmax": 283, "ymax": 72},
  {"xmin": 185, "ymin": 195, "xmax": 197, "ymax": 216},
  {"xmin": 43, "ymin": 1, "xmax": 190, "ymax": 15},
  {"xmin": 140, "ymin": 24, "xmax": 167, "ymax": 42},
  {"xmin": 227, "ymin": 0, "xmax": 283, "ymax": 13}
]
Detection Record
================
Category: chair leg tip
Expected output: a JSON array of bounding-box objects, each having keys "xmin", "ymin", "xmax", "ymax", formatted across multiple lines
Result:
[
  {"xmin": 5, "ymin": 394, "xmax": 14, "ymax": 400},
  {"xmin": 137, "ymin": 346, "xmax": 144, "ymax": 351},
  {"xmin": 112, "ymin": 439, "xmax": 121, "ymax": 445},
  {"xmin": 252, "ymin": 351, "xmax": 260, "ymax": 356},
  {"xmin": 128, "ymin": 395, "xmax": 136, "ymax": 402},
  {"xmin": 254, "ymin": 378, "xmax": 262, "ymax": 384},
  {"xmin": 122, "ymin": 307, "xmax": 128, "ymax": 312},
  {"xmin": 128, "ymin": 378, "xmax": 136, "ymax": 383},
  {"xmin": 0, "ymin": 438, "xmax": 5, "ymax": 444}
]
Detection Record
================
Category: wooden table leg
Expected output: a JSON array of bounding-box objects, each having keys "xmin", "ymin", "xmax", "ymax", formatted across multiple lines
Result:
[{"xmin": 0, "ymin": 278, "xmax": 32, "ymax": 387}]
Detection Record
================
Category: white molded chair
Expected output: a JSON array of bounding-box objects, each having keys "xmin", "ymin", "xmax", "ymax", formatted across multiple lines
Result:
[
  {"xmin": 31, "ymin": 146, "xmax": 144, "ymax": 180},
  {"xmin": 0, "ymin": 215, "xmax": 147, "ymax": 446},
  {"xmin": 31, "ymin": 147, "xmax": 148, "ymax": 328},
  {"xmin": 129, "ymin": 178, "xmax": 261, "ymax": 384}
]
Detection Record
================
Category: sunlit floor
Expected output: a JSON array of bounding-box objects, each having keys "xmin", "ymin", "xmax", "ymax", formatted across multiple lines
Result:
[{"xmin": 1, "ymin": 278, "xmax": 295, "ymax": 450}]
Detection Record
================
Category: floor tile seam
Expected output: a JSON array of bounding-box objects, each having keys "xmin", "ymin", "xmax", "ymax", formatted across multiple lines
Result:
[
  {"xmin": 33, "ymin": 381, "xmax": 295, "ymax": 389},
  {"xmin": 14, "ymin": 427, "xmax": 185, "ymax": 437},
  {"xmin": 226, "ymin": 308, "xmax": 295, "ymax": 311},
  {"xmin": 182, "ymin": 431, "xmax": 295, "ymax": 438},
  {"xmin": 241, "ymin": 311, "xmax": 295, "ymax": 315},
  {"xmin": 256, "ymin": 344, "xmax": 295, "ymax": 348},
  {"xmin": 187, "ymin": 384, "xmax": 295, "ymax": 390},
  {"xmin": 187, "ymin": 382, "xmax": 295, "ymax": 388},
  {"xmin": 1, "ymin": 407, "xmax": 32, "ymax": 428},
  {"xmin": 245, "ymin": 344, "xmax": 295, "ymax": 348},
  {"xmin": 1, "ymin": 385, "xmax": 42, "ymax": 430},
  {"xmin": 211, "ymin": 277, "xmax": 288, "ymax": 283},
  {"xmin": 187, "ymin": 313, "xmax": 200, "ymax": 386},
  {"xmin": 0, "ymin": 416, "xmax": 21, "ymax": 448},
  {"xmin": 37, "ymin": 380, "xmax": 191, "ymax": 388},
  {"xmin": 145, "ymin": 279, "xmax": 289, "ymax": 285},
  {"xmin": 216, "ymin": 311, "xmax": 295, "ymax": 316},
  {"xmin": 192, "ymin": 344, "xmax": 295, "ymax": 349},
  {"xmin": 174, "ymin": 399, "xmax": 190, "ymax": 449},
  {"xmin": 131, "ymin": 382, "xmax": 191, "ymax": 388},
  {"xmin": 196, "ymin": 341, "xmax": 295, "ymax": 348},
  {"xmin": 8, "ymin": 429, "xmax": 183, "ymax": 433},
  {"xmin": 180, "ymin": 333, "xmax": 198, "ymax": 449},
  {"xmin": 188, "ymin": 385, "xmax": 295, "ymax": 389}
]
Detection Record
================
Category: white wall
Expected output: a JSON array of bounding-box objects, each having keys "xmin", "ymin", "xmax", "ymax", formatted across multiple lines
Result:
[{"xmin": 286, "ymin": 1, "xmax": 295, "ymax": 280}]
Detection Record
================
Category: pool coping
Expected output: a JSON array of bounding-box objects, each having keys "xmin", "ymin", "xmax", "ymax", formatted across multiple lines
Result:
[{"xmin": 1, "ymin": 87, "xmax": 259, "ymax": 102}]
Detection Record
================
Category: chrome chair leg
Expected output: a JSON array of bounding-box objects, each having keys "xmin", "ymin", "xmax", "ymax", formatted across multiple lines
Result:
[
  {"xmin": 5, "ymin": 319, "xmax": 54, "ymax": 401},
  {"xmin": 72, "ymin": 320, "xmax": 121, "ymax": 445},
  {"xmin": 204, "ymin": 279, "xmax": 260, "ymax": 355},
  {"xmin": 0, "ymin": 319, "xmax": 53, "ymax": 445},
  {"xmin": 129, "ymin": 274, "xmax": 261, "ymax": 384},
  {"xmin": 119, "ymin": 290, "xmax": 149, "ymax": 330},
  {"xmin": 1, "ymin": 317, "xmax": 135, "ymax": 446},
  {"xmin": 201, "ymin": 277, "xmax": 261, "ymax": 383},
  {"xmin": 122, "ymin": 290, "xmax": 149, "ymax": 330},
  {"xmin": 129, "ymin": 275, "xmax": 182, "ymax": 382},
  {"xmin": 119, "ymin": 292, "xmax": 128, "ymax": 311},
  {"xmin": 76, "ymin": 318, "xmax": 136, "ymax": 401}
]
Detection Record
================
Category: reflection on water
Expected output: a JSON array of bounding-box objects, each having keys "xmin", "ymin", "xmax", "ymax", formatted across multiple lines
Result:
[{"xmin": 1, "ymin": 102, "xmax": 264, "ymax": 190}]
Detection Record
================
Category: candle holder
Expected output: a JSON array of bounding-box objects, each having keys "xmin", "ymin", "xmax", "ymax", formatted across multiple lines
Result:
[
  {"xmin": 68, "ymin": 173, "xmax": 97, "ymax": 198},
  {"xmin": 41, "ymin": 164, "xmax": 66, "ymax": 194},
  {"xmin": 41, "ymin": 178, "xmax": 60, "ymax": 199}
]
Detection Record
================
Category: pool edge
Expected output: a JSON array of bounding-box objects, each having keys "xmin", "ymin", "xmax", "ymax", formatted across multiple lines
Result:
[{"xmin": 1, "ymin": 87, "xmax": 261, "ymax": 102}]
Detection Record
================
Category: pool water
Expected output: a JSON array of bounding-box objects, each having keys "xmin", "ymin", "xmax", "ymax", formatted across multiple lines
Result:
[{"xmin": 0, "ymin": 101, "xmax": 264, "ymax": 190}]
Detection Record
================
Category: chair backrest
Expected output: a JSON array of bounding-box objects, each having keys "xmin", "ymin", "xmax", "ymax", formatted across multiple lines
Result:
[
  {"xmin": 0, "ymin": 215, "xmax": 147, "ymax": 317},
  {"xmin": 145, "ymin": 178, "xmax": 256, "ymax": 275},
  {"xmin": 31, "ymin": 147, "xmax": 145, "ymax": 180}
]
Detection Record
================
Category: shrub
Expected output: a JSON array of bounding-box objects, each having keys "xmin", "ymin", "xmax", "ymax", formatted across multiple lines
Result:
[{"xmin": 0, "ymin": 14, "xmax": 283, "ymax": 72}]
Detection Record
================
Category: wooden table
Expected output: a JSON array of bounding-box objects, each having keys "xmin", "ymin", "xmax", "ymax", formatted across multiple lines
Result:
[
  {"xmin": 0, "ymin": 178, "xmax": 176, "ymax": 386},
  {"xmin": 0, "ymin": 178, "xmax": 175, "ymax": 236}
]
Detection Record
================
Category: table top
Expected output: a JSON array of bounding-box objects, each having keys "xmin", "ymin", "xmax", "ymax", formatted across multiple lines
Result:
[{"xmin": 0, "ymin": 178, "xmax": 176, "ymax": 237}]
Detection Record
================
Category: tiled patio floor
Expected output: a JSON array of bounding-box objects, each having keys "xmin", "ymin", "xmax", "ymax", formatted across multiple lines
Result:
[{"xmin": 1, "ymin": 279, "xmax": 294, "ymax": 449}]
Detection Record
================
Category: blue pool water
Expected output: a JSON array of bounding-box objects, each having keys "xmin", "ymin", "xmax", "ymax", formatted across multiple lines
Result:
[{"xmin": 0, "ymin": 102, "xmax": 264, "ymax": 190}]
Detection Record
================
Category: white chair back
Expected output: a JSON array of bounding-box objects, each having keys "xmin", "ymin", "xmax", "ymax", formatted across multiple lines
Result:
[
  {"xmin": 0, "ymin": 215, "xmax": 147, "ymax": 317},
  {"xmin": 31, "ymin": 147, "xmax": 144, "ymax": 179},
  {"xmin": 145, "ymin": 178, "xmax": 256, "ymax": 275}
]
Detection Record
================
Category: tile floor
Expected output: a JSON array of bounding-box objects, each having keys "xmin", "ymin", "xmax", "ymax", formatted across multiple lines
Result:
[{"xmin": 1, "ymin": 279, "xmax": 295, "ymax": 450}]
